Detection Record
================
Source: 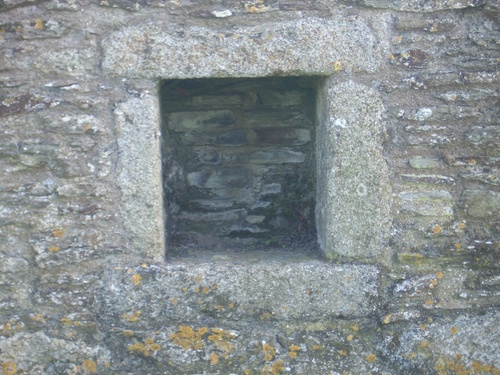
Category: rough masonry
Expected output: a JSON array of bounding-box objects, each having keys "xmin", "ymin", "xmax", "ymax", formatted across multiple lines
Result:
[{"xmin": 0, "ymin": 0, "xmax": 499, "ymax": 374}]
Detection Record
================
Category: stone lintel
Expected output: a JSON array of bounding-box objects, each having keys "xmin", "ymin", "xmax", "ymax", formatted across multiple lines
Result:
[{"xmin": 102, "ymin": 17, "xmax": 380, "ymax": 79}]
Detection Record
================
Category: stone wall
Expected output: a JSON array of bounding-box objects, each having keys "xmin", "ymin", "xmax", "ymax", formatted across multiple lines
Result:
[{"xmin": 0, "ymin": 0, "xmax": 499, "ymax": 374}]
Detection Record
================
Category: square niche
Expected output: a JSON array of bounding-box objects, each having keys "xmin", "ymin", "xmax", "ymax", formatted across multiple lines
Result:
[{"xmin": 160, "ymin": 77, "xmax": 319, "ymax": 255}]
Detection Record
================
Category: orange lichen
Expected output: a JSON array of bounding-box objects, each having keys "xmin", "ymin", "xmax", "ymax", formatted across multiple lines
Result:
[
  {"xmin": 82, "ymin": 359, "xmax": 97, "ymax": 373},
  {"xmin": 121, "ymin": 310, "xmax": 141, "ymax": 323},
  {"xmin": 169, "ymin": 325, "xmax": 208, "ymax": 350},
  {"xmin": 209, "ymin": 352, "xmax": 219, "ymax": 365},
  {"xmin": 260, "ymin": 312, "xmax": 272, "ymax": 320},
  {"xmin": 433, "ymin": 225, "xmax": 443, "ymax": 234},
  {"xmin": 2, "ymin": 361, "xmax": 17, "ymax": 375},
  {"xmin": 366, "ymin": 353, "xmax": 377, "ymax": 363},
  {"xmin": 420, "ymin": 341, "xmax": 430, "ymax": 348},
  {"xmin": 450, "ymin": 326, "xmax": 459, "ymax": 335},
  {"xmin": 289, "ymin": 344, "xmax": 300, "ymax": 359},
  {"xmin": 262, "ymin": 343, "xmax": 276, "ymax": 362},
  {"xmin": 128, "ymin": 338, "xmax": 161, "ymax": 357},
  {"xmin": 271, "ymin": 360, "xmax": 284, "ymax": 375},
  {"xmin": 171, "ymin": 298, "xmax": 178, "ymax": 307},
  {"xmin": 455, "ymin": 243, "xmax": 462, "ymax": 251},
  {"xmin": 208, "ymin": 328, "xmax": 236, "ymax": 354},
  {"xmin": 30, "ymin": 313, "xmax": 46, "ymax": 323},
  {"xmin": 48, "ymin": 246, "xmax": 60, "ymax": 253},
  {"xmin": 436, "ymin": 271, "xmax": 444, "ymax": 280},
  {"xmin": 52, "ymin": 228, "xmax": 65, "ymax": 237},
  {"xmin": 131, "ymin": 274, "xmax": 142, "ymax": 286},
  {"xmin": 435, "ymin": 355, "xmax": 500, "ymax": 375}
]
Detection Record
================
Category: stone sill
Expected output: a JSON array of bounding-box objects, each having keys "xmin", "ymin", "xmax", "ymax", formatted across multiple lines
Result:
[{"xmin": 99, "ymin": 255, "xmax": 381, "ymax": 325}]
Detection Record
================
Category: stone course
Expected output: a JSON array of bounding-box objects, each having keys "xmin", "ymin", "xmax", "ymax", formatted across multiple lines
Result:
[{"xmin": 0, "ymin": 0, "xmax": 499, "ymax": 374}]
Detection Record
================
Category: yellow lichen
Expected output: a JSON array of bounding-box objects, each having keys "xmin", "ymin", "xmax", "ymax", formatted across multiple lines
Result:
[
  {"xmin": 312, "ymin": 344, "xmax": 322, "ymax": 350},
  {"xmin": 61, "ymin": 317, "xmax": 73, "ymax": 326},
  {"xmin": 244, "ymin": 0, "xmax": 269, "ymax": 13},
  {"xmin": 2, "ymin": 361, "xmax": 17, "ymax": 375},
  {"xmin": 383, "ymin": 314, "xmax": 392, "ymax": 324},
  {"xmin": 121, "ymin": 330, "xmax": 135, "ymax": 337},
  {"xmin": 121, "ymin": 310, "xmax": 141, "ymax": 323},
  {"xmin": 169, "ymin": 325, "xmax": 208, "ymax": 350},
  {"xmin": 338, "ymin": 349, "xmax": 348, "ymax": 356},
  {"xmin": 209, "ymin": 352, "xmax": 219, "ymax": 365},
  {"xmin": 436, "ymin": 271, "xmax": 444, "ymax": 280},
  {"xmin": 450, "ymin": 326, "xmax": 459, "ymax": 335},
  {"xmin": 352, "ymin": 324, "xmax": 359, "ymax": 331},
  {"xmin": 171, "ymin": 298, "xmax": 178, "ymax": 307},
  {"xmin": 334, "ymin": 61, "xmax": 343, "ymax": 72},
  {"xmin": 48, "ymin": 246, "xmax": 60, "ymax": 253},
  {"xmin": 131, "ymin": 274, "xmax": 142, "ymax": 286},
  {"xmin": 34, "ymin": 18, "xmax": 43, "ymax": 30},
  {"xmin": 82, "ymin": 359, "xmax": 97, "ymax": 373},
  {"xmin": 128, "ymin": 338, "xmax": 161, "ymax": 357},
  {"xmin": 289, "ymin": 344, "xmax": 300, "ymax": 359},
  {"xmin": 455, "ymin": 243, "xmax": 462, "ymax": 251},
  {"xmin": 262, "ymin": 343, "xmax": 276, "ymax": 362},
  {"xmin": 366, "ymin": 353, "xmax": 377, "ymax": 363},
  {"xmin": 347, "ymin": 334, "xmax": 354, "ymax": 341}
]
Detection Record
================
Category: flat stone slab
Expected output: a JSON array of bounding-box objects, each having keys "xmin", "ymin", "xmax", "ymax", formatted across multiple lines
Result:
[
  {"xmin": 96, "ymin": 257, "xmax": 381, "ymax": 326},
  {"xmin": 102, "ymin": 17, "xmax": 381, "ymax": 79}
]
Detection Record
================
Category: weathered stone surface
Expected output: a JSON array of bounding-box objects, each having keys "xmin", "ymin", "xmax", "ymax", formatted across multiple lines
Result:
[
  {"xmin": 462, "ymin": 190, "xmax": 500, "ymax": 218},
  {"xmin": 399, "ymin": 190, "xmax": 454, "ymax": 217},
  {"xmin": 316, "ymin": 80, "xmax": 391, "ymax": 260},
  {"xmin": 380, "ymin": 309, "xmax": 500, "ymax": 374},
  {"xmin": 1, "ymin": 1, "xmax": 499, "ymax": 373},
  {"xmin": 344, "ymin": 0, "xmax": 486, "ymax": 12},
  {"xmin": 96, "ymin": 260, "xmax": 381, "ymax": 323},
  {"xmin": 409, "ymin": 156, "xmax": 442, "ymax": 169},
  {"xmin": 102, "ymin": 17, "xmax": 381, "ymax": 78},
  {"xmin": 114, "ymin": 94, "xmax": 164, "ymax": 260}
]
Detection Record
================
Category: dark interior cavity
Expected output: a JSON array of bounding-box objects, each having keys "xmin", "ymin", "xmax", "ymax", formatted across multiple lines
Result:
[{"xmin": 160, "ymin": 77, "xmax": 318, "ymax": 255}]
